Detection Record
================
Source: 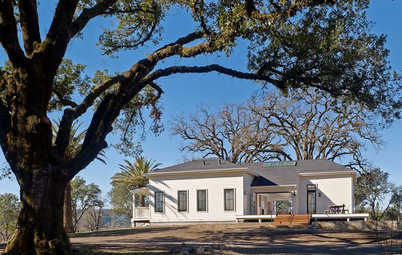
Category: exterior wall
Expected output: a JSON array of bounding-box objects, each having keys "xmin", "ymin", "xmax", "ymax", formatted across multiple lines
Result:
[
  {"xmin": 297, "ymin": 175, "xmax": 353, "ymax": 214},
  {"xmin": 243, "ymin": 173, "xmax": 255, "ymax": 215},
  {"xmin": 149, "ymin": 172, "xmax": 245, "ymax": 223}
]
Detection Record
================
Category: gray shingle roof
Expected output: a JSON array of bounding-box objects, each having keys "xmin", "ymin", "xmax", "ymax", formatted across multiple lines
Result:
[
  {"xmin": 148, "ymin": 158, "xmax": 246, "ymax": 175},
  {"xmin": 148, "ymin": 158, "xmax": 353, "ymax": 186},
  {"xmin": 243, "ymin": 159, "xmax": 352, "ymax": 186}
]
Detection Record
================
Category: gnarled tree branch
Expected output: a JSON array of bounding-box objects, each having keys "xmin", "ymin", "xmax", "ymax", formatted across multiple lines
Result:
[
  {"xmin": 17, "ymin": 0, "xmax": 41, "ymax": 55},
  {"xmin": 141, "ymin": 64, "xmax": 285, "ymax": 90},
  {"xmin": 0, "ymin": 0, "xmax": 26, "ymax": 64},
  {"xmin": 72, "ymin": 0, "xmax": 118, "ymax": 37}
]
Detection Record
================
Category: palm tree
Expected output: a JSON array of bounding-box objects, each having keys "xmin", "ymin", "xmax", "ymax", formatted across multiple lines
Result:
[
  {"xmin": 111, "ymin": 157, "xmax": 160, "ymax": 207},
  {"xmin": 52, "ymin": 121, "xmax": 106, "ymax": 233}
]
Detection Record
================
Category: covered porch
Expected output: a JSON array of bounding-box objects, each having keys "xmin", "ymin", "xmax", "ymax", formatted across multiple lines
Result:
[
  {"xmin": 131, "ymin": 187, "xmax": 150, "ymax": 227},
  {"xmin": 250, "ymin": 185, "xmax": 297, "ymax": 216}
]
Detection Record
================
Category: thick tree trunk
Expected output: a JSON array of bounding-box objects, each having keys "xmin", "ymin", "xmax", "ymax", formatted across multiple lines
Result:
[
  {"xmin": 3, "ymin": 174, "xmax": 72, "ymax": 255},
  {"xmin": 63, "ymin": 182, "xmax": 74, "ymax": 233}
]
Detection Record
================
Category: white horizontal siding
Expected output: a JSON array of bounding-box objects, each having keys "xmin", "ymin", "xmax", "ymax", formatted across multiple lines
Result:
[
  {"xmin": 149, "ymin": 173, "xmax": 244, "ymax": 223},
  {"xmin": 297, "ymin": 176, "xmax": 353, "ymax": 214}
]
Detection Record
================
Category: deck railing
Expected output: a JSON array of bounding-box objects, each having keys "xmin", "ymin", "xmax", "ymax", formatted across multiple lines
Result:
[{"xmin": 134, "ymin": 207, "xmax": 150, "ymax": 219}]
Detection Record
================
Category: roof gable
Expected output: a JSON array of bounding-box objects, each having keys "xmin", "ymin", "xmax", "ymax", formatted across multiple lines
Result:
[{"xmin": 244, "ymin": 159, "xmax": 353, "ymax": 186}]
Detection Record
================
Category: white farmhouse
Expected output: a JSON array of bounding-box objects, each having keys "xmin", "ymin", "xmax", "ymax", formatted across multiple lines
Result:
[{"xmin": 131, "ymin": 158, "xmax": 368, "ymax": 226}]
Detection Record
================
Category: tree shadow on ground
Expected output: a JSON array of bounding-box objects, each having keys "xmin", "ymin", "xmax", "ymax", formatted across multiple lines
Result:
[
  {"xmin": 70, "ymin": 225, "xmax": 386, "ymax": 255},
  {"xmin": 70, "ymin": 226, "xmax": 186, "ymax": 238}
]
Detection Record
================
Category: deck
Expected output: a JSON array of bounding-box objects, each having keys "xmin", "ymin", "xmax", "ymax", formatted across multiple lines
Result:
[{"xmin": 235, "ymin": 213, "xmax": 369, "ymax": 224}]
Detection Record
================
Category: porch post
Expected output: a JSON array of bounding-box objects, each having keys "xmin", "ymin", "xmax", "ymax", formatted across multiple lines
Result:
[{"xmin": 132, "ymin": 192, "xmax": 136, "ymax": 227}]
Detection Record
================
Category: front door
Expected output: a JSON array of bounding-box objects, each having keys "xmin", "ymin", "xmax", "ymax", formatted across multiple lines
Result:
[{"xmin": 307, "ymin": 184, "xmax": 316, "ymax": 214}]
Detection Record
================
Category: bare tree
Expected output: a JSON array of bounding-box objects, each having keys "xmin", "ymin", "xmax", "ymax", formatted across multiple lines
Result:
[
  {"xmin": 250, "ymin": 90, "xmax": 381, "ymax": 169},
  {"xmin": 173, "ymin": 104, "xmax": 289, "ymax": 163},
  {"xmin": 173, "ymin": 90, "xmax": 381, "ymax": 168}
]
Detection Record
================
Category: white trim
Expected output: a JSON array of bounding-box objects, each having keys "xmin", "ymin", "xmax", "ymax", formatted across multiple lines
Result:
[
  {"xmin": 146, "ymin": 168, "xmax": 255, "ymax": 177},
  {"xmin": 131, "ymin": 186, "xmax": 150, "ymax": 196},
  {"xmin": 299, "ymin": 171, "xmax": 356, "ymax": 177},
  {"xmin": 250, "ymin": 185, "xmax": 297, "ymax": 193},
  {"xmin": 311, "ymin": 213, "xmax": 369, "ymax": 219}
]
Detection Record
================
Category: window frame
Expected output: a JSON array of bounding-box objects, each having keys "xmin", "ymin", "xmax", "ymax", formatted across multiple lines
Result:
[
  {"xmin": 197, "ymin": 189, "xmax": 208, "ymax": 212},
  {"xmin": 177, "ymin": 190, "xmax": 188, "ymax": 212},
  {"xmin": 224, "ymin": 188, "xmax": 236, "ymax": 211},
  {"xmin": 154, "ymin": 191, "xmax": 164, "ymax": 213},
  {"xmin": 306, "ymin": 184, "xmax": 317, "ymax": 214}
]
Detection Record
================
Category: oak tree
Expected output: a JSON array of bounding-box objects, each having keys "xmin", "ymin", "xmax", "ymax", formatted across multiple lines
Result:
[
  {"xmin": 173, "ymin": 89, "xmax": 382, "ymax": 168},
  {"xmin": 354, "ymin": 168, "xmax": 391, "ymax": 221},
  {"xmin": 0, "ymin": 0, "xmax": 400, "ymax": 254}
]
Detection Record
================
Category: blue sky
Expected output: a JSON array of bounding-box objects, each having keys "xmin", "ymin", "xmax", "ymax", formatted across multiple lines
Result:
[{"xmin": 0, "ymin": 1, "xmax": 401, "ymax": 198}]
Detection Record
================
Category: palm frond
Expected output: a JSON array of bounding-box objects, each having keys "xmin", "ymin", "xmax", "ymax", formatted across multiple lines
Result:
[{"xmin": 111, "ymin": 156, "xmax": 161, "ymax": 189}]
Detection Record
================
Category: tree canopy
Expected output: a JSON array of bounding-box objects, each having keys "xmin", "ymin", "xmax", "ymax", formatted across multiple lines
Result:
[
  {"xmin": 0, "ymin": 0, "xmax": 401, "ymax": 254},
  {"xmin": 172, "ymin": 89, "xmax": 381, "ymax": 168}
]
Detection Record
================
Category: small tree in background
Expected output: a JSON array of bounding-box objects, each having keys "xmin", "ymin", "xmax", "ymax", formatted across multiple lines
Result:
[
  {"xmin": 70, "ymin": 177, "xmax": 103, "ymax": 232},
  {"xmin": 0, "ymin": 193, "xmax": 19, "ymax": 242},
  {"xmin": 111, "ymin": 157, "xmax": 160, "ymax": 207},
  {"xmin": 108, "ymin": 183, "xmax": 133, "ymax": 218},
  {"xmin": 355, "ymin": 168, "xmax": 392, "ymax": 221},
  {"xmin": 83, "ymin": 198, "xmax": 105, "ymax": 232},
  {"xmin": 384, "ymin": 185, "xmax": 402, "ymax": 226}
]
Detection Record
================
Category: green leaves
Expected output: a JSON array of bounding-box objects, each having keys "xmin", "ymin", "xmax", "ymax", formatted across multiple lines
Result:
[
  {"xmin": 70, "ymin": 176, "xmax": 104, "ymax": 231},
  {"xmin": 50, "ymin": 59, "xmax": 90, "ymax": 111},
  {"xmin": 0, "ymin": 193, "xmax": 19, "ymax": 241},
  {"xmin": 108, "ymin": 183, "xmax": 133, "ymax": 217},
  {"xmin": 247, "ymin": 2, "xmax": 401, "ymax": 123},
  {"xmin": 111, "ymin": 156, "xmax": 161, "ymax": 190},
  {"xmin": 99, "ymin": 0, "xmax": 167, "ymax": 56}
]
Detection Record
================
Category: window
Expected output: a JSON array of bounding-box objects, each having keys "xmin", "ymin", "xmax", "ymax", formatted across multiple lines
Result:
[
  {"xmin": 197, "ymin": 190, "xmax": 207, "ymax": 211},
  {"xmin": 155, "ymin": 191, "xmax": 164, "ymax": 212},
  {"xmin": 224, "ymin": 189, "xmax": 235, "ymax": 211},
  {"xmin": 307, "ymin": 184, "xmax": 316, "ymax": 214},
  {"xmin": 178, "ymin": 190, "xmax": 188, "ymax": 212}
]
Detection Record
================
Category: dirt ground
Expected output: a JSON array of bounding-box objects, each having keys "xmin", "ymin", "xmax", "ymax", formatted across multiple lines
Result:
[{"xmin": 1, "ymin": 223, "xmax": 399, "ymax": 254}]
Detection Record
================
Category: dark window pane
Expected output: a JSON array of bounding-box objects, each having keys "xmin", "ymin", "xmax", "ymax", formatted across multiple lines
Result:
[
  {"xmin": 224, "ymin": 189, "xmax": 235, "ymax": 211},
  {"xmin": 178, "ymin": 191, "xmax": 187, "ymax": 212},
  {"xmin": 155, "ymin": 191, "xmax": 163, "ymax": 212},
  {"xmin": 197, "ymin": 190, "xmax": 207, "ymax": 211}
]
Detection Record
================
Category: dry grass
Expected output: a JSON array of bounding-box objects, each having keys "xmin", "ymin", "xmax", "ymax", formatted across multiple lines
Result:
[
  {"xmin": 68, "ymin": 223, "xmax": 382, "ymax": 254},
  {"xmin": 1, "ymin": 223, "xmax": 394, "ymax": 254}
]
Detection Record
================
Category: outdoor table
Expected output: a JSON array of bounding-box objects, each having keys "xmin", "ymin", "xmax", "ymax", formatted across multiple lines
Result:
[{"xmin": 329, "ymin": 204, "xmax": 346, "ymax": 214}]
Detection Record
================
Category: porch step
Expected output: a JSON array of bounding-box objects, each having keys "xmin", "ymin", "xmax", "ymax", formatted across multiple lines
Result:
[{"xmin": 273, "ymin": 214, "xmax": 311, "ymax": 226}]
